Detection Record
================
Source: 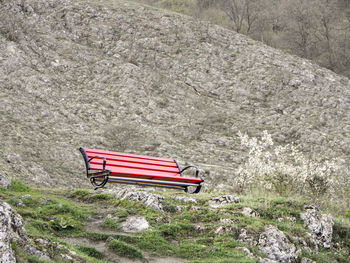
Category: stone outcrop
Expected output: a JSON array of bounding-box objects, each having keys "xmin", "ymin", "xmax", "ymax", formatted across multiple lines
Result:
[
  {"xmin": 0, "ymin": 200, "xmax": 81, "ymax": 262},
  {"xmin": 121, "ymin": 216, "xmax": 149, "ymax": 233},
  {"xmin": 258, "ymin": 225, "xmax": 300, "ymax": 263},
  {"xmin": 0, "ymin": 201, "xmax": 19, "ymax": 263},
  {"xmin": 300, "ymin": 205, "xmax": 334, "ymax": 249},
  {"xmin": 239, "ymin": 229, "xmax": 257, "ymax": 246},
  {"xmin": 241, "ymin": 207, "xmax": 260, "ymax": 217},
  {"xmin": 108, "ymin": 188, "xmax": 165, "ymax": 210},
  {"xmin": 0, "ymin": 173, "xmax": 11, "ymax": 189}
]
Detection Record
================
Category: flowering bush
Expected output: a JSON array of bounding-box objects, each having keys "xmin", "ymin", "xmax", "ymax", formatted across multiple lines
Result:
[{"xmin": 235, "ymin": 131, "xmax": 343, "ymax": 198}]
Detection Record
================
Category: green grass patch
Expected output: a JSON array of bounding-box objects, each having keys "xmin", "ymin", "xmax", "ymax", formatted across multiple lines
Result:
[
  {"xmin": 108, "ymin": 240, "xmax": 144, "ymax": 259},
  {"xmin": 103, "ymin": 218, "xmax": 121, "ymax": 230},
  {"xmin": 70, "ymin": 189, "xmax": 114, "ymax": 203},
  {"xmin": 76, "ymin": 245, "xmax": 104, "ymax": 259},
  {"xmin": 9, "ymin": 179, "xmax": 33, "ymax": 192},
  {"xmin": 160, "ymin": 222, "xmax": 194, "ymax": 239},
  {"xmin": 136, "ymin": 230, "xmax": 175, "ymax": 255}
]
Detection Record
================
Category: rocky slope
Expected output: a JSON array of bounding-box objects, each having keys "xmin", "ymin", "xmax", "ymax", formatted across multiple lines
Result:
[{"xmin": 0, "ymin": 0, "xmax": 349, "ymax": 191}]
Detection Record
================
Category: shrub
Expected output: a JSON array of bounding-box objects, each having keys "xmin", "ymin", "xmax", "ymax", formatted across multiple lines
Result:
[
  {"xmin": 235, "ymin": 131, "xmax": 344, "ymax": 198},
  {"xmin": 108, "ymin": 240, "xmax": 144, "ymax": 259},
  {"xmin": 76, "ymin": 245, "xmax": 104, "ymax": 259}
]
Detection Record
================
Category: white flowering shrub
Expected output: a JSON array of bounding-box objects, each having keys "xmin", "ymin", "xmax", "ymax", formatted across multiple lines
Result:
[{"xmin": 235, "ymin": 131, "xmax": 343, "ymax": 198}]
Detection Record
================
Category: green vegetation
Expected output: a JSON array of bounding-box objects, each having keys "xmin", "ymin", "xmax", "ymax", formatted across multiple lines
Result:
[
  {"xmin": 76, "ymin": 245, "xmax": 105, "ymax": 259},
  {"xmin": 108, "ymin": 240, "xmax": 144, "ymax": 259},
  {"xmin": 103, "ymin": 217, "xmax": 121, "ymax": 230}
]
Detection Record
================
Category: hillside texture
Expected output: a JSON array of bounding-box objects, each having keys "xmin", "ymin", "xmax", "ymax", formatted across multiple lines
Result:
[{"xmin": 0, "ymin": 0, "xmax": 349, "ymax": 190}]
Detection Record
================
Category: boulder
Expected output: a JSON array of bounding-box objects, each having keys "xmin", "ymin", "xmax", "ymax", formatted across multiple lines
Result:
[
  {"xmin": 258, "ymin": 225, "xmax": 300, "ymax": 263},
  {"xmin": 239, "ymin": 228, "xmax": 257, "ymax": 246},
  {"xmin": 300, "ymin": 205, "xmax": 334, "ymax": 249},
  {"xmin": 241, "ymin": 207, "xmax": 260, "ymax": 217},
  {"xmin": 0, "ymin": 173, "xmax": 11, "ymax": 189},
  {"xmin": 121, "ymin": 216, "xmax": 149, "ymax": 233},
  {"xmin": 0, "ymin": 200, "xmax": 82, "ymax": 262},
  {"xmin": 108, "ymin": 188, "xmax": 164, "ymax": 210}
]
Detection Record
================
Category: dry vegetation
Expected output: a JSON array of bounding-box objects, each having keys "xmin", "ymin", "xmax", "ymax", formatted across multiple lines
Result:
[{"xmin": 135, "ymin": 0, "xmax": 350, "ymax": 78}]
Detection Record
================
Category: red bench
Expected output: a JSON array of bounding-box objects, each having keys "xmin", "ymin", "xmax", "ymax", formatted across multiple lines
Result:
[{"xmin": 79, "ymin": 147, "xmax": 204, "ymax": 193}]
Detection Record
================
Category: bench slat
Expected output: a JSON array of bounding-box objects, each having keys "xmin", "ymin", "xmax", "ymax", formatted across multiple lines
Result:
[
  {"xmin": 89, "ymin": 164, "xmax": 202, "ymax": 183},
  {"xmin": 85, "ymin": 148, "xmax": 174, "ymax": 163},
  {"xmin": 89, "ymin": 158, "xmax": 180, "ymax": 173},
  {"xmin": 85, "ymin": 152, "xmax": 178, "ymax": 168}
]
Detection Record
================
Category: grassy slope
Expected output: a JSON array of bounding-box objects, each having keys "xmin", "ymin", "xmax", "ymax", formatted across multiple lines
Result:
[{"xmin": 1, "ymin": 180, "xmax": 350, "ymax": 262}]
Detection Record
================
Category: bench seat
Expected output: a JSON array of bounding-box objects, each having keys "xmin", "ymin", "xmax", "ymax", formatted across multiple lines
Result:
[{"xmin": 79, "ymin": 147, "xmax": 204, "ymax": 193}]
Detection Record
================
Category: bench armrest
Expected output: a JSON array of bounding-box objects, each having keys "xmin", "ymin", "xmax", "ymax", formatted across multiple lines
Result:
[
  {"xmin": 79, "ymin": 147, "xmax": 110, "ymax": 189},
  {"xmin": 180, "ymin": 165, "xmax": 200, "ymax": 177},
  {"xmin": 180, "ymin": 165, "xmax": 203, "ymax": 194}
]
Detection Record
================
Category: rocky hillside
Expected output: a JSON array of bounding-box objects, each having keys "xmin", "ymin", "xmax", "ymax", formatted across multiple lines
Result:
[{"xmin": 0, "ymin": 0, "xmax": 349, "ymax": 191}]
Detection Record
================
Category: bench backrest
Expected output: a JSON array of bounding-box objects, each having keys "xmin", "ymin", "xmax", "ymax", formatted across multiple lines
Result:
[{"xmin": 83, "ymin": 148, "xmax": 182, "ymax": 176}]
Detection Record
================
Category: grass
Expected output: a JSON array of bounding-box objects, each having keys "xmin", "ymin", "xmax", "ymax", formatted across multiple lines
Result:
[
  {"xmin": 108, "ymin": 240, "xmax": 144, "ymax": 259},
  {"xmin": 76, "ymin": 245, "xmax": 105, "ymax": 259},
  {"xmin": 103, "ymin": 217, "xmax": 121, "ymax": 230}
]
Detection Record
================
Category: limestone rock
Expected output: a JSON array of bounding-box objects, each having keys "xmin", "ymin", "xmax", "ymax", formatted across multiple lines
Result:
[
  {"xmin": 121, "ymin": 216, "xmax": 149, "ymax": 233},
  {"xmin": 239, "ymin": 228, "xmax": 257, "ymax": 246},
  {"xmin": 300, "ymin": 205, "xmax": 334, "ymax": 249},
  {"xmin": 258, "ymin": 225, "xmax": 300, "ymax": 263},
  {"xmin": 0, "ymin": 201, "xmax": 28, "ymax": 262},
  {"xmin": 209, "ymin": 195, "xmax": 240, "ymax": 208},
  {"xmin": 108, "ymin": 188, "xmax": 164, "ymax": 210},
  {"xmin": 241, "ymin": 207, "xmax": 259, "ymax": 217},
  {"xmin": 0, "ymin": 200, "xmax": 83, "ymax": 262},
  {"xmin": 301, "ymin": 258, "xmax": 316, "ymax": 263},
  {"xmin": 0, "ymin": 173, "xmax": 11, "ymax": 189}
]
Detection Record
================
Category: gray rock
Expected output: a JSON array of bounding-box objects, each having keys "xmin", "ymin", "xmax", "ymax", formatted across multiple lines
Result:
[
  {"xmin": 0, "ymin": 174, "xmax": 11, "ymax": 189},
  {"xmin": 241, "ymin": 207, "xmax": 259, "ymax": 217},
  {"xmin": 258, "ymin": 225, "xmax": 300, "ymax": 263},
  {"xmin": 121, "ymin": 216, "xmax": 149, "ymax": 232},
  {"xmin": 0, "ymin": 200, "xmax": 83, "ymax": 262},
  {"xmin": 0, "ymin": 201, "xmax": 28, "ymax": 263},
  {"xmin": 108, "ymin": 188, "xmax": 164, "ymax": 210},
  {"xmin": 239, "ymin": 228, "xmax": 257, "ymax": 246},
  {"xmin": 300, "ymin": 205, "xmax": 334, "ymax": 249},
  {"xmin": 301, "ymin": 258, "xmax": 316, "ymax": 263},
  {"xmin": 209, "ymin": 195, "xmax": 240, "ymax": 208}
]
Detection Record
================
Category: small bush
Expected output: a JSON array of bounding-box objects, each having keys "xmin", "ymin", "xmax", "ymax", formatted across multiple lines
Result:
[
  {"xmin": 160, "ymin": 222, "xmax": 194, "ymax": 239},
  {"xmin": 235, "ymin": 131, "xmax": 343, "ymax": 198},
  {"xmin": 108, "ymin": 240, "xmax": 144, "ymax": 259},
  {"xmin": 10, "ymin": 179, "xmax": 32, "ymax": 192}
]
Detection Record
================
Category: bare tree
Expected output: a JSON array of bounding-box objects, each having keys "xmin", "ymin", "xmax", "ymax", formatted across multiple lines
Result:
[
  {"xmin": 219, "ymin": 0, "xmax": 259, "ymax": 34},
  {"xmin": 284, "ymin": 0, "xmax": 318, "ymax": 59}
]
